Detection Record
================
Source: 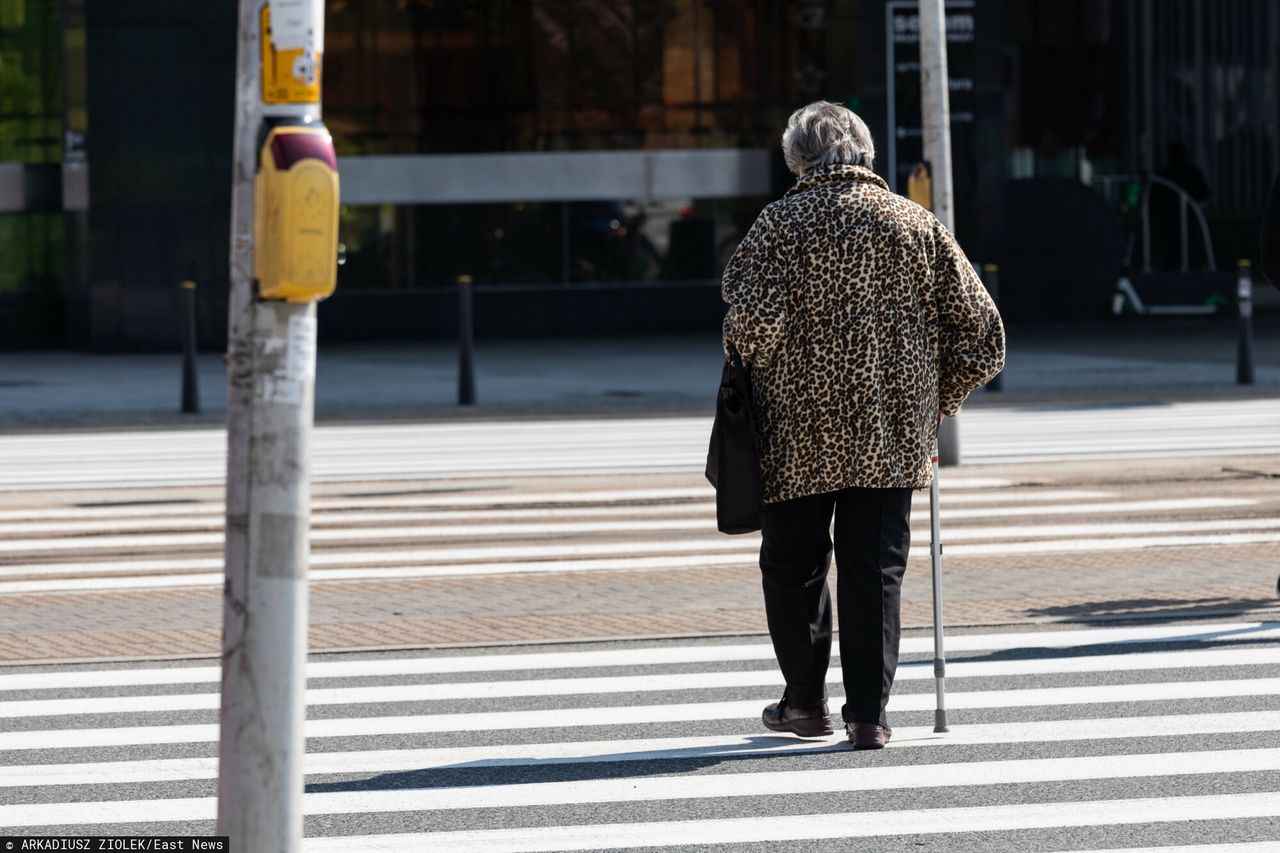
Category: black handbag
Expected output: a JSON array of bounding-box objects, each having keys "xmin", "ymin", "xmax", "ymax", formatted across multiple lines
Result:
[{"xmin": 705, "ymin": 344, "xmax": 763, "ymax": 534}]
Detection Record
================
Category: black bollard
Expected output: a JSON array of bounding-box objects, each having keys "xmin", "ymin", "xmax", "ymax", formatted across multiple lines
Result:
[
  {"xmin": 457, "ymin": 274, "xmax": 476, "ymax": 405},
  {"xmin": 982, "ymin": 263, "xmax": 1003, "ymax": 392},
  {"xmin": 180, "ymin": 280, "xmax": 200, "ymax": 414},
  {"xmin": 1237, "ymin": 260, "xmax": 1254, "ymax": 386}
]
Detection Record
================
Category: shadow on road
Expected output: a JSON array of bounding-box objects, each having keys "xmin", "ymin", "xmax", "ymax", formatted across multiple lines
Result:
[
  {"xmin": 304, "ymin": 734, "xmax": 851, "ymax": 794},
  {"xmin": 1024, "ymin": 595, "xmax": 1279, "ymax": 623}
]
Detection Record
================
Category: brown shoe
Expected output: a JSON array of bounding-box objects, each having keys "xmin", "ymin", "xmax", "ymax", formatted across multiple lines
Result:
[
  {"xmin": 847, "ymin": 723, "xmax": 892, "ymax": 750},
  {"xmin": 762, "ymin": 694, "xmax": 834, "ymax": 738}
]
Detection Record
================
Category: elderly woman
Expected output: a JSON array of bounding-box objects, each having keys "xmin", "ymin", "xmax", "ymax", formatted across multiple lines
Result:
[{"xmin": 722, "ymin": 101, "xmax": 1005, "ymax": 750}]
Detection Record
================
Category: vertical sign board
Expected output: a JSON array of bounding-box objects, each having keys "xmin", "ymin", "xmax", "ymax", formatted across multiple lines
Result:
[
  {"xmin": 885, "ymin": 0, "xmax": 976, "ymax": 218},
  {"xmin": 261, "ymin": 1, "xmax": 323, "ymax": 105}
]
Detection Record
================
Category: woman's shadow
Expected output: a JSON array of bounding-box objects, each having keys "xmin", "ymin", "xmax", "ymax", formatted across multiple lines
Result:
[{"xmin": 305, "ymin": 733, "xmax": 850, "ymax": 794}]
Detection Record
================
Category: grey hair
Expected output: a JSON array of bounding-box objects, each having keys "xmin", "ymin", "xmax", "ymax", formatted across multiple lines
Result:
[{"xmin": 781, "ymin": 101, "xmax": 876, "ymax": 175}]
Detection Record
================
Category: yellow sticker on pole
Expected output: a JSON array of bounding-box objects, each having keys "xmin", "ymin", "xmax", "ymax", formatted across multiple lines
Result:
[
  {"xmin": 260, "ymin": 4, "xmax": 321, "ymax": 105},
  {"xmin": 907, "ymin": 163, "xmax": 933, "ymax": 211}
]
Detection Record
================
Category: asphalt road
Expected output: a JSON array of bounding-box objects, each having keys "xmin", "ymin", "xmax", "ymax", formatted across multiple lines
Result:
[
  {"xmin": 2, "ymin": 400, "xmax": 1278, "ymax": 848},
  {"xmin": 2, "ymin": 619, "xmax": 1279, "ymax": 850},
  {"xmin": 0, "ymin": 398, "xmax": 1278, "ymax": 490},
  {"xmin": 2, "ymin": 441, "xmax": 1279, "ymax": 663}
]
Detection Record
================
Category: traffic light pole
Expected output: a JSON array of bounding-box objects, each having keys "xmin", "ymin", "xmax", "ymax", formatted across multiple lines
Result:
[
  {"xmin": 219, "ymin": 2, "xmax": 326, "ymax": 849},
  {"xmin": 919, "ymin": 0, "xmax": 961, "ymax": 466}
]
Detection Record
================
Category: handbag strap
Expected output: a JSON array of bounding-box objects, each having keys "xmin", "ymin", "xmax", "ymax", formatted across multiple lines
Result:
[{"xmin": 725, "ymin": 339, "xmax": 746, "ymax": 370}]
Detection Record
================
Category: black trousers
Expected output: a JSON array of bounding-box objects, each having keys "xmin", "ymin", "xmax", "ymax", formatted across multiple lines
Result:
[{"xmin": 758, "ymin": 486, "xmax": 913, "ymax": 728}]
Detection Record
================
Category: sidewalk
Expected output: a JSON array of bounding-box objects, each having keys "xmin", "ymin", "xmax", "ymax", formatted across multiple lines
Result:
[{"xmin": 0, "ymin": 317, "xmax": 1277, "ymax": 429}]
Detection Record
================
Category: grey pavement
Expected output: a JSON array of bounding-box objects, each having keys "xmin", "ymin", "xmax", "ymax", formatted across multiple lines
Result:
[{"xmin": 0, "ymin": 315, "xmax": 1278, "ymax": 429}]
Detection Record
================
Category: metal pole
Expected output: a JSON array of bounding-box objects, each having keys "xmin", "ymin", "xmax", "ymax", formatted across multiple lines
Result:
[
  {"xmin": 560, "ymin": 203, "xmax": 572, "ymax": 285},
  {"xmin": 919, "ymin": 0, "xmax": 955, "ymax": 233},
  {"xmin": 458, "ymin": 274, "xmax": 477, "ymax": 405},
  {"xmin": 220, "ymin": 23, "xmax": 264, "ymax": 848},
  {"xmin": 1141, "ymin": 0, "xmax": 1155, "ymax": 175},
  {"xmin": 180, "ymin": 280, "xmax": 200, "ymax": 413},
  {"xmin": 1237, "ymin": 259, "xmax": 1255, "ymax": 385},
  {"xmin": 219, "ymin": 1, "xmax": 325, "ymax": 849},
  {"xmin": 1141, "ymin": 182, "xmax": 1153, "ymax": 273},
  {"xmin": 981, "ymin": 264, "xmax": 1003, "ymax": 392},
  {"xmin": 885, "ymin": 8, "xmax": 898, "ymax": 193},
  {"xmin": 929, "ymin": 445, "xmax": 949, "ymax": 733},
  {"xmin": 920, "ymin": 0, "xmax": 960, "ymax": 467},
  {"xmin": 921, "ymin": 0, "xmax": 952, "ymax": 728}
]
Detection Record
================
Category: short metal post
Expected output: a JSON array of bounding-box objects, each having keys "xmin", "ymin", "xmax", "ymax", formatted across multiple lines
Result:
[
  {"xmin": 982, "ymin": 264, "xmax": 1003, "ymax": 392},
  {"xmin": 180, "ymin": 280, "xmax": 200, "ymax": 414},
  {"xmin": 457, "ymin": 274, "xmax": 476, "ymax": 405},
  {"xmin": 1237, "ymin": 259, "xmax": 1254, "ymax": 385},
  {"xmin": 560, "ymin": 203, "xmax": 572, "ymax": 285},
  {"xmin": 929, "ymin": 447, "xmax": 949, "ymax": 733},
  {"xmin": 1141, "ymin": 181, "xmax": 1152, "ymax": 273}
]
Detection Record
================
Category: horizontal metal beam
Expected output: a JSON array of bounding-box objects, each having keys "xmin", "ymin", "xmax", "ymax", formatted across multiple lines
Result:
[{"xmin": 337, "ymin": 149, "xmax": 773, "ymax": 205}]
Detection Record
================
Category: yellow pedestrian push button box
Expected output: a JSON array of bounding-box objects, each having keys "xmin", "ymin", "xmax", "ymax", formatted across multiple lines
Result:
[{"xmin": 254, "ymin": 124, "xmax": 340, "ymax": 303}]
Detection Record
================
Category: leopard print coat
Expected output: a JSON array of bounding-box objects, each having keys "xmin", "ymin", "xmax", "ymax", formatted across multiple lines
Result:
[{"xmin": 722, "ymin": 163, "xmax": 1005, "ymax": 504}]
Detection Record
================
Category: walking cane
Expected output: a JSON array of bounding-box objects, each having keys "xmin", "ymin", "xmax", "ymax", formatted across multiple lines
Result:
[{"xmin": 930, "ymin": 441, "xmax": 950, "ymax": 733}]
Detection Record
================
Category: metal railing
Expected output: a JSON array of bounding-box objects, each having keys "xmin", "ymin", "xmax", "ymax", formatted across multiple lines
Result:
[{"xmin": 1092, "ymin": 174, "xmax": 1217, "ymax": 274}]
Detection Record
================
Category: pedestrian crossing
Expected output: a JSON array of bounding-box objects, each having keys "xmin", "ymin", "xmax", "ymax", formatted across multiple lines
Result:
[
  {"xmin": 2, "ymin": 621, "xmax": 1278, "ymax": 849},
  {"xmin": 0, "ymin": 477, "xmax": 1275, "ymax": 596},
  {"xmin": 0, "ymin": 397, "xmax": 1276, "ymax": 489}
]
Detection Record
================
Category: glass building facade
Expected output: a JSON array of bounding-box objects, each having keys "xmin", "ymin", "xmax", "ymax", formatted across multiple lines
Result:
[
  {"xmin": 322, "ymin": 1, "xmax": 857, "ymax": 294},
  {"xmin": 1, "ymin": 0, "xmax": 1276, "ymax": 348},
  {"xmin": 0, "ymin": 0, "xmax": 64, "ymax": 345}
]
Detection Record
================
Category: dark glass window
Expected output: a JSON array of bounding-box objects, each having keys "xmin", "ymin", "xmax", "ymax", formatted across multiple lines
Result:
[
  {"xmin": 0, "ymin": 0, "xmax": 61, "ymax": 163},
  {"xmin": 324, "ymin": 0, "xmax": 861, "ymax": 155},
  {"xmin": 0, "ymin": 0, "xmax": 63, "ymax": 295},
  {"xmin": 1004, "ymin": 0, "xmax": 1124, "ymax": 181},
  {"xmin": 325, "ymin": 1, "xmax": 857, "ymax": 291},
  {"xmin": 336, "ymin": 196, "xmax": 770, "ymax": 290}
]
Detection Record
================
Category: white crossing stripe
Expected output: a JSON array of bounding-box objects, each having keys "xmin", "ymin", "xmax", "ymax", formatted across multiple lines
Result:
[
  {"xmin": 954, "ymin": 531, "xmax": 1280, "ymax": 556},
  {"xmin": 5, "ymin": 528, "xmax": 1279, "ymax": 593},
  {"xmin": 0, "ymin": 501, "xmax": 1262, "ymax": 553},
  {"xmin": 0, "ymin": 553, "xmax": 755, "ymax": 587},
  {"xmin": 7, "ymin": 646, "xmax": 1279, "ymax": 719},
  {"xmin": 0, "ymin": 527, "xmax": 757, "ymax": 555},
  {"xmin": 4, "ymin": 618, "xmax": 1278, "ymax": 847},
  {"xmin": 0, "ymin": 490, "xmax": 715, "ymax": 523},
  {"xmin": 940, "ymin": 517, "xmax": 1279, "ymax": 540},
  {"xmin": 3, "ymin": 621, "xmax": 1272, "ymax": 692},
  {"xmin": 6, "ymin": 677, "xmax": 1279, "ymax": 751},
  {"xmin": 6, "ymin": 531, "xmax": 1279, "ymax": 597},
  {"xmin": 7, "ymin": 711, "xmax": 1278, "ymax": 789},
  {"xmin": 4, "ymin": 749, "xmax": 1278, "ymax": 828},
  {"xmin": 298, "ymin": 793, "xmax": 1280, "ymax": 851},
  {"xmin": 923, "ymin": 496, "xmax": 1252, "ymax": 519},
  {"xmin": 0, "ymin": 504, "xmax": 720, "ymax": 535},
  {"xmin": 0, "ymin": 489, "xmax": 1114, "ymax": 531}
]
